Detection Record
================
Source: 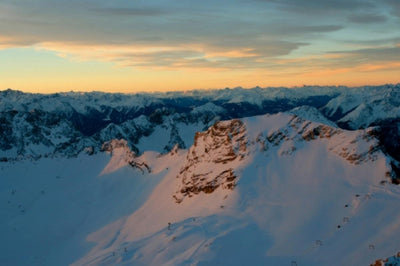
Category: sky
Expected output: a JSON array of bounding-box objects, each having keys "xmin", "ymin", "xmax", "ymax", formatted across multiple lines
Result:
[{"xmin": 0, "ymin": 0, "xmax": 400, "ymax": 93}]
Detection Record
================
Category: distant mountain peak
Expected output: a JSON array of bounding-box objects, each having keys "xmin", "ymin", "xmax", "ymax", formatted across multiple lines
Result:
[
  {"xmin": 101, "ymin": 139, "xmax": 150, "ymax": 175},
  {"xmin": 1, "ymin": 84, "xmax": 399, "ymax": 185}
]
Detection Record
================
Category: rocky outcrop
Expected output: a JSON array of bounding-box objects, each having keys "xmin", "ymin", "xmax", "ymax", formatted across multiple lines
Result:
[
  {"xmin": 371, "ymin": 251, "xmax": 400, "ymax": 266},
  {"xmin": 173, "ymin": 120, "xmax": 247, "ymax": 203}
]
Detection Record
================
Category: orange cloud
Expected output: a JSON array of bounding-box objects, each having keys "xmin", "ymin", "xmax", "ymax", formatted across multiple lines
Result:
[
  {"xmin": 1, "ymin": 35, "xmax": 399, "ymax": 93},
  {"xmin": 355, "ymin": 62, "xmax": 400, "ymax": 72},
  {"xmin": 205, "ymin": 48, "xmax": 258, "ymax": 59}
]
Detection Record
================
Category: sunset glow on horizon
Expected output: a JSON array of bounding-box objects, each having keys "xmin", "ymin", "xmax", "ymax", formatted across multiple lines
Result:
[{"xmin": 1, "ymin": 0, "xmax": 399, "ymax": 93}]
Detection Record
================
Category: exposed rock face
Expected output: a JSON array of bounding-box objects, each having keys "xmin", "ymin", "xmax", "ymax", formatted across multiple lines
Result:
[
  {"xmin": 173, "ymin": 120, "xmax": 247, "ymax": 203},
  {"xmin": 302, "ymin": 124, "xmax": 339, "ymax": 141},
  {"xmin": 371, "ymin": 251, "xmax": 400, "ymax": 266},
  {"xmin": 173, "ymin": 114, "xmax": 391, "ymax": 203}
]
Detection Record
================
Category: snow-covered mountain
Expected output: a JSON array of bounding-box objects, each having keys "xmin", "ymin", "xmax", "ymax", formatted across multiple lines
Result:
[
  {"xmin": 1, "ymin": 85, "xmax": 400, "ymax": 265},
  {"xmin": 1, "ymin": 84, "xmax": 399, "ymax": 162}
]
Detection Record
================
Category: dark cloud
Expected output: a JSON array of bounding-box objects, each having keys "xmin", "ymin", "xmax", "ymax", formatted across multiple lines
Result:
[
  {"xmin": 117, "ymin": 50, "xmax": 203, "ymax": 62},
  {"xmin": 111, "ymin": 41, "xmax": 307, "ymax": 69},
  {"xmin": 243, "ymin": 41, "xmax": 308, "ymax": 58},
  {"xmin": 348, "ymin": 14, "xmax": 387, "ymax": 24},
  {"xmin": 91, "ymin": 7, "xmax": 169, "ymax": 16},
  {"xmin": 384, "ymin": 0, "xmax": 400, "ymax": 17},
  {"xmin": 351, "ymin": 47, "xmax": 400, "ymax": 62},
  {"xmin": 0, "ymin": 0, "xmax": 398, "ymax": 72},
  {"xmin": 289, "ymin": 25, "xmax": 343, "ymax": 33},
  {"xmin": 0, "ymin": 38, "xmax": 39, "ymax": 47},
  {"xmin": 330, "ymin": 46, "xmax": 400, "ymax": 62},
  {"xmin": 343, "ymin": 36, "xmax": 400, "ymax": 46},
  {"xmin": 258, "ymin": 0, "xmax": 376, "ymax": 14}
]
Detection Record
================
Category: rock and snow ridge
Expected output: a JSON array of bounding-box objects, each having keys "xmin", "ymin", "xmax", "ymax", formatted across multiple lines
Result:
[
  {"xmin": 1, "ymin": 87, "xmax": 400, "ymax": 265},
  {"xmin": 173, "ymin": 113, "xmax": 384, "ymax": 203},
  {"xmin": 1, "ymin": 84, "xmax": 400, "ymax": 165},
  {"xmin": 68, "ymin": 113, "xmax": 399, "ymax": 265},
  {"xmin": 372, "ymin": 251, "xmax": 400, "ymax": 266}
]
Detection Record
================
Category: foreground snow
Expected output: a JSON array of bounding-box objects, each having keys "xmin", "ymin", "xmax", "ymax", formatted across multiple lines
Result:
[{"xmin": 1, "ymin": 113, "xmax": 400, "ymax": 265}]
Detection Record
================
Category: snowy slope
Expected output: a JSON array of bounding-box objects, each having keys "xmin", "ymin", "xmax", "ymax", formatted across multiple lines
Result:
[
  {"xmin": 0, "ymin": 153, "xmax": 164, "ymax": 265},
  {"xmin": 2, "ymin": 112, "xmax": 399, "ymax": 265},
  {"xmin": 289, "ymin": 106, "xmax": 337, "ymax": 127}
]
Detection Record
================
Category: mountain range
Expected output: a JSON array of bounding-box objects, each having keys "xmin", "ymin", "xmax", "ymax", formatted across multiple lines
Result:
[{"xmin": 1, "ymin": 85, "xmax": 400, "ymax": 265}]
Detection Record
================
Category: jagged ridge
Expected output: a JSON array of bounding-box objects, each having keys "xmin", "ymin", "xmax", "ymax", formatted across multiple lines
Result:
[
  {"xmin": 174, "ymin": 119, "xmax": 247, "ymax": 203},
  {"xmin": 1, "ymin": 85, "xmax": 399, "ymax": 182}
]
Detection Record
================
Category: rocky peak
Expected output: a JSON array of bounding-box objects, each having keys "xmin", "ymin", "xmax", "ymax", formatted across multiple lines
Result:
[{"xmin": 173, "ymin": 119, "xmax": 247, "ymax": 203}]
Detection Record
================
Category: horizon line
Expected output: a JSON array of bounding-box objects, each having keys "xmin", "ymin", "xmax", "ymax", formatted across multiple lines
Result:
[{"xmin": 2, "ymin": 82, "xmax": 399, "ymax": 95}]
